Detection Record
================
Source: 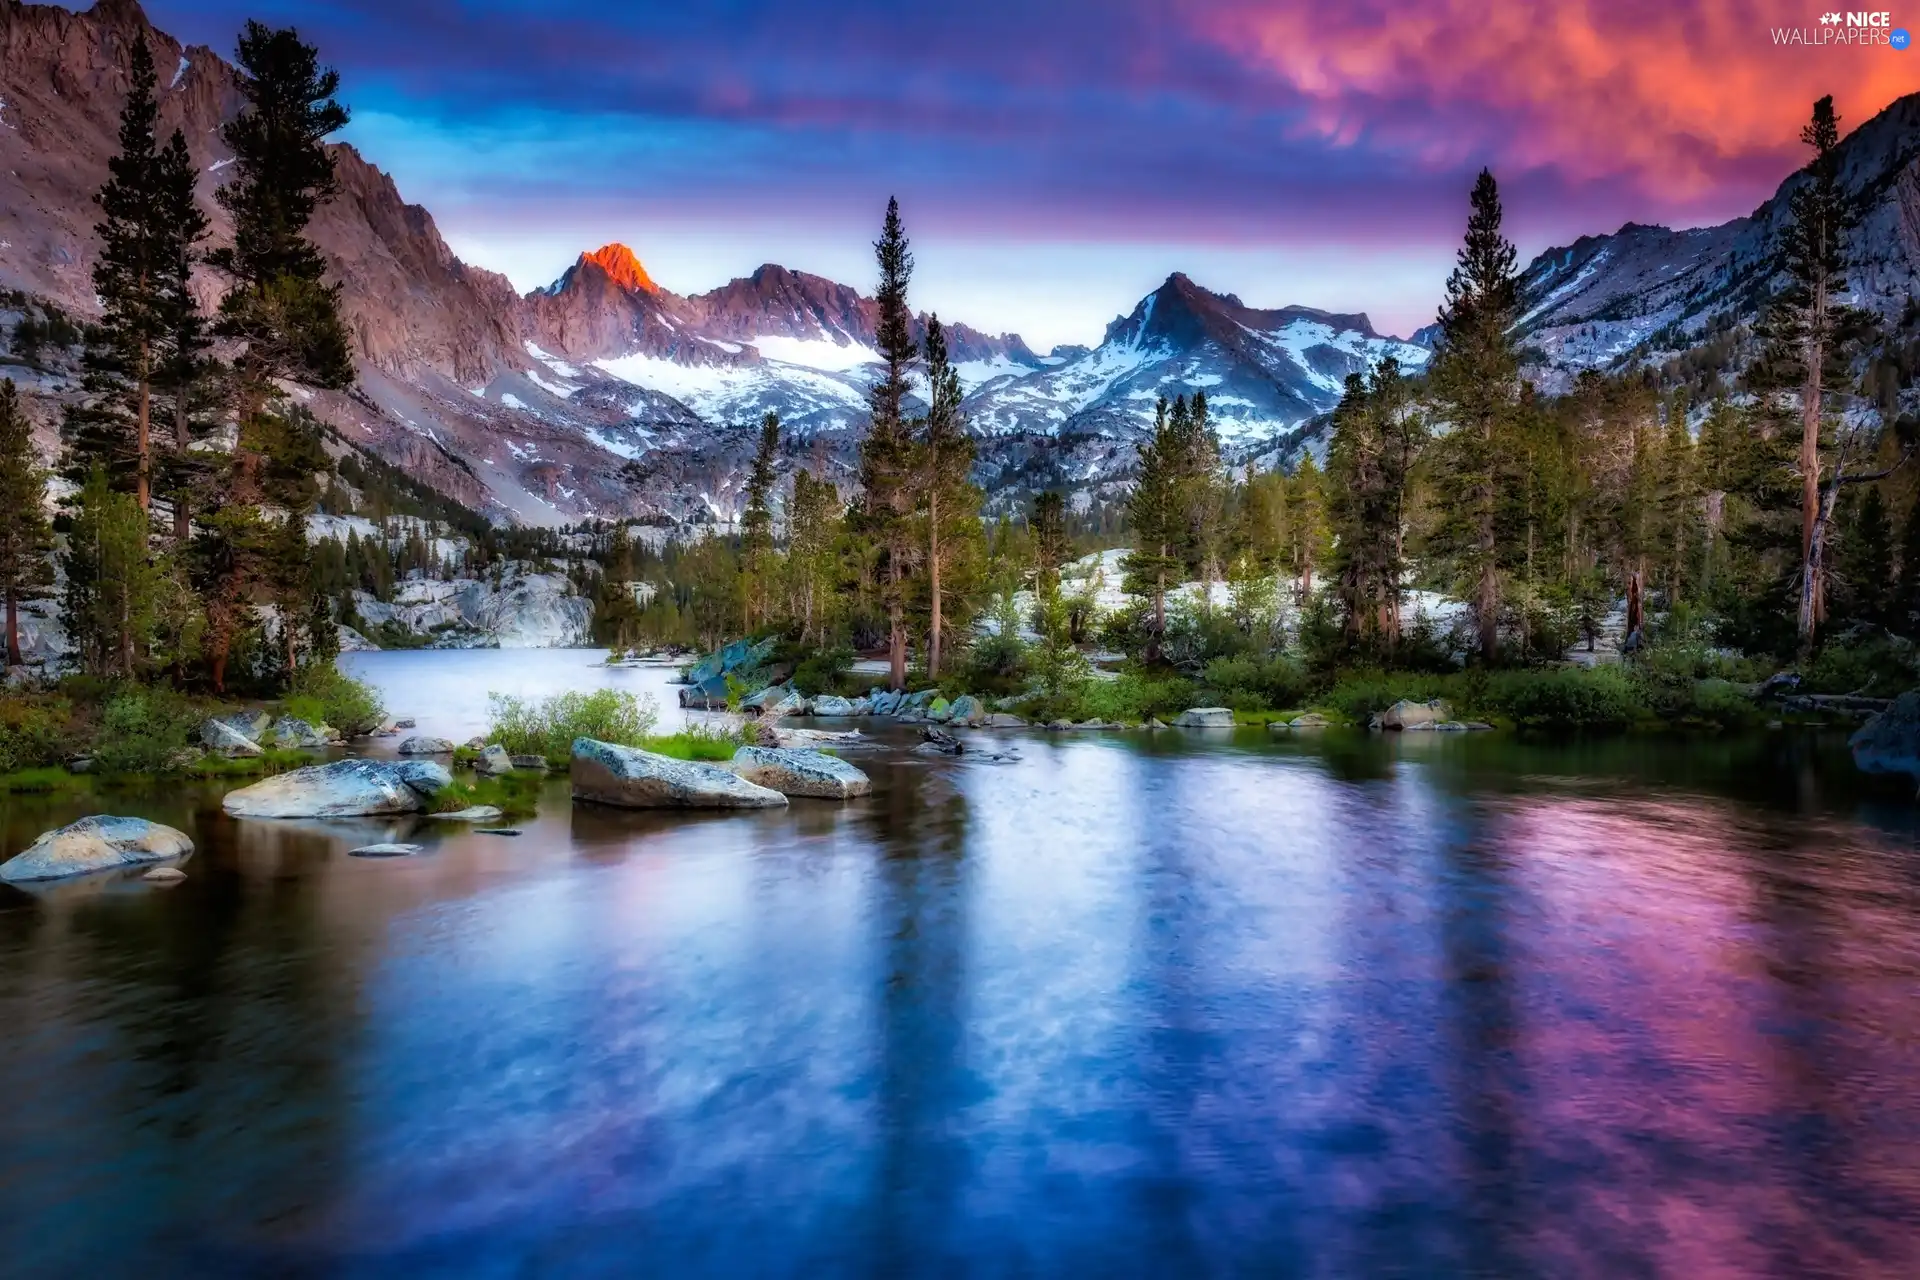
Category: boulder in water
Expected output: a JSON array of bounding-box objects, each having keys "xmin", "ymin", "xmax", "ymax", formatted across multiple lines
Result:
[
  {"xmin": 476, "ymin": 744, "xmax": 515, "ymax": 776},
  {"xmin": 1851, "ymin": 692, "xmax": 1920, "ymax": 779},
  {"xmin": 350, "ymin": 843, "xmax": 423, "ymax": 858},
  {"xmin": 142, "ymin": 866, "xmax": 187, "ymax": 883},
  {"xmin": 730, "ymin": 745, "xmax": 872, "ymax": 799},
  {"xmin": 985, "ymin": 713, "xmax": 1026, "ymax": 728},
  {"xmin": 947, "ymin": 695, "xmax": 986, "ymax": 727},
  {"xmin": 1381, "ymin": 700, "xmax": 1448, "ymax": 730},
  {"xmin": 201, "ymin": 717, "xmax": 264, "ymax": 757},
  {"xmin": 223, "ymin": 758, "xmax": 450, "ymax": 818},
  {"xmin": 398, "ymin": 736, "xmax": 455, "ymax": 755},
  {"xmin": 571, "ymin": 738, "xmax": 788, "ymax": 809},
  {"xmin": 1172, "ymin": 707, "xmax": 1235, "ymax": 728},
  {"xmin": 809, "ymin": 694, "xmax": 857, "ymax": 717},
  {"xmin": 1, "ymin": 816, "xmax": 193, "ymax": 883},
  {"xmin": 430, "ymin": 805, "xmax": 505, "ymax": 822},
  {"xmin": 270, "ymin": 716, "xmax": 330, "ymax": 748}
]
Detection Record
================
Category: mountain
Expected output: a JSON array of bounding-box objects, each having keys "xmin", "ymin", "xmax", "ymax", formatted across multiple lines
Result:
[
  {"xmin": 1514, "ymin": 93, "xmax": 1920, "ymax": 381},
  {"xmin": 966, "ymin": 272, "xmax": 1429, "ymax": 443}
]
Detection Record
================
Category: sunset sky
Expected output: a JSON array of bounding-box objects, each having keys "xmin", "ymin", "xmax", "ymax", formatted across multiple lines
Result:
[{"xmin": 132, "ymin": 0, "xmax": 1918, "ymax": 349}]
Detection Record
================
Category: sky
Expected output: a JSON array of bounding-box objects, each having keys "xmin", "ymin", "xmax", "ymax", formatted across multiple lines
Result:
[{"xmin": 128, "ymin": 0, "xmax": 1920, "ymax": 350}]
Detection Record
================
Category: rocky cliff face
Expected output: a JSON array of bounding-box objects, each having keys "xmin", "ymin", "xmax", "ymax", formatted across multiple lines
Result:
[
  {"xmin": 1514, "ymin": 93, "xmax": 1920, "ymax": 379},
  {"xmin": 352, "ymin": 569, "xmax": 595, "ymax": 649}
]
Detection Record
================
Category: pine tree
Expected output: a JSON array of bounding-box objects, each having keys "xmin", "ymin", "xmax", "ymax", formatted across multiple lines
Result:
[
  {"xmin": 740, "ymin": 411, "xmax": 780, "ymax": 629},
  {"xmin": 152, "ymin": 128, "xmax": 215, "ymax": 544},
  {"xmin": 1177, "ymin": 390, "xmax": 1226, "ymax": 614},
  {"xmin": 853, "ymin": 197, "xmax": 918, "ymax": 686},
  {"xmin": 1287, "ymin": 453, "xmax": 1331, "ymax": 602},
  {"xmin": 210, "ymin": 20, "xmax": 355, "ymax": 426},
  {"xmin": 917, "ymin": 315, "xmax": 980, "ymax": 678},
  {"xmin": 1758, "ymin": 97, "xmax": 1860, "ymax": 643},
  {"xmin": 1427, "ymin": 168, "xmax": 1521, "ymax": 662},
  {"xmin": 786, "ymin": 468, "xmax": 842, "ymax": 645},
  {"xmin": 0, "ymin": 381, "xmax": 56, "ymax": 666},
  {"xmin": 1123, "ymin": 396, "xmax": 1184, "ymax": 662},
  {"xmin": 1031, "ymin": 490, "xmax": 1069, "ymax": 593},
  {"xmin": 63, "ymin": 467, "xmax": 161, "ymax": 679},
  {"xmin": 1899, "ymin": 492, "xmax": 1920, "ymax": 638},
  {"xmin": 1836, "ymin": 485, "xmax": 1894, "ymax": 626},
  {"xmin": 67, "ymin": 36, "xmax": 173, "ymax": 509}
]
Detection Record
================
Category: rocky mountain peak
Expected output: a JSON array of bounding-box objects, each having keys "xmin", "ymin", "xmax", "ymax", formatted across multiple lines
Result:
[{"xmin": 578, "ymin": 243, "xmax": 658, "ymax": 294}]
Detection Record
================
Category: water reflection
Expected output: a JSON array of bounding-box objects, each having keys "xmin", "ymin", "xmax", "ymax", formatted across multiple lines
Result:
[{"xmin": 3, "ymin": 653, "xmax": 1919, "ymax": 1274}]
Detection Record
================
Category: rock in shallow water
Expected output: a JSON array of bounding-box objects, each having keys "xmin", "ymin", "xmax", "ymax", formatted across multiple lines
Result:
[
  {"xmin": 349, "ymin": 843, "xmax": 423, "ymax": 858},
  {"xmin": 1, "ymin": 816, "xmax": 193, "ymax": 883},
  {"xmin": 1172, "ymin": 707, "xmax": 1235, "ymax": 728},
  {"xmin": 142, "ymin": 866, "xmax": 187, "ymax": 883},
  {"xmin": 730, "ymin": 745, "xmax": 871, "ymax": 799},
  {"xmin": 398, "ymin": 736, "xmax": 455, "ymax": 756},
  {"xmin": 571, "ymin": 738, "xmax": 788, "ymax": 809},
  {"xmin": 429, "ymin": 805, "xmax": 505, "ymax": 822},
  {"xmin": 476, "ymin": 744, "xmax": 514, "ymax": 776},
  {"xmin": 222, "ymin": 758, "xmax": 451, "ymax": 818},
  {"xmin": 1851, "ymin": 691, "xmax": 1920, "ymax": 779}
]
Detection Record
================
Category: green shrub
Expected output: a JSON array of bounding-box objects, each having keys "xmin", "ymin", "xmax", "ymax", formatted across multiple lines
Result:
[
  {"xmin": 185, "ymin": 747, "xmax": 312, "ymax": 779},
  {"xmin": 90, "ymin": 688, "xmax": 198, "ymax": 775},
  {"xmin": 1201, "ymin": 654, "xmax": 1313, "ymax": 711},
  {"xmin": 0, "ymin": 695, "xmax": 73, "ymax": 772},
  {"xmin": 432, "ymin": 771, "xmax": 543, "ymax": 817},
  {"xmin": 283, "ymin": 663, "xmax": 387, "ymax": 736},
  {"xmin": 791, "ymin": 645, "xmax": 855, "ymax": 697},
  {"xmin": 1021, "ymin": 673, "xmax": 1196, "ymax": 724},
  {"xmin": 1487, "ymin": 667, "xmax": 1644, "ymax": 728},
  {"xmin": 1318, "ymin": 671, "xmax": 1454, "ymax": 723},
  {"xmin": 1802, "ymin": 628, "xmax": 1920, "ymax": 697},
  {"xmin": 487, "ymin": 688, "xmax": 659, "ymax": 764},
  {"xmin": 0, "ymin": 766, "xmax": 86, "ymax": 794}
]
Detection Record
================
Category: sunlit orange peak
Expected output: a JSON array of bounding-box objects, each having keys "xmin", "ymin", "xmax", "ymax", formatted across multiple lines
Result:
[{"xmin": 582, "ymin": 243, "xmax": 657, "ymax": 293}]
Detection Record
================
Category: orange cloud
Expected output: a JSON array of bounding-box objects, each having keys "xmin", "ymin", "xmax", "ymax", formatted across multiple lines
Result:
[{"xmin": 1191, "ymin": 0, "xmax": 1919, "ymax": 200}]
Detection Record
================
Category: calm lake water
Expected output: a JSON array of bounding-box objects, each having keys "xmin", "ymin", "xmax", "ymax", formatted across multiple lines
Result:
[{"xmin": 4, "ymin": 650, "xmax": 1920, "ymax": 1277}]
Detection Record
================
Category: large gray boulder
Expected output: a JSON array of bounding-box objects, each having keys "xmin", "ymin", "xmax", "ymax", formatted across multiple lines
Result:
[
  {"xmin": 1173, "ymin": 707, "xmax": 1236, "ymax": 728},
  {"xmin": 809, "ymin": 694, "xmax": 857, "ymax": 717},
  {"xmin": 1, "ymin": 816, "xmax": 193, "ymax": 883},
  {"xmin": 398, "ymin": 736, "xmax": 455, "ymax": 755},
  {"xmin": 223, "ymin": 758, "xmax": 451, "ymax": 818},
  {"xmin": 270, "ymin": 716, "xmax": 329, "ymax": 748},
  {"xmin": 742, "ymin": 684, "xmax": 807, "ymax": 719},
  {"xmin": 571, "ymin": 738, "xmax": 787, "ymax": 809},
  {"xmin": 730, "ymin": 745, "xmax": 872, "ymax": 799},
  {"xmin": 1381, "ymin": 700, "xmax": 1448, "ymax": 730},
  {"xmin": 476, "ymin": 744, "xmax": 515, "ymax": 776},
  {"xmin": 947, "ymin": 695, "xmax": 987, "ymax": 727},
  {"xmin": 1851, "ymin": 692, "xmax": 1920, "ymax": 779},
  {"xmin": 203, "ymin": 710, "xmax": 270, "ymax": 745},
  {"xmin": 201, "ymin": 717, "xmax": 264, "ymax": 757}
]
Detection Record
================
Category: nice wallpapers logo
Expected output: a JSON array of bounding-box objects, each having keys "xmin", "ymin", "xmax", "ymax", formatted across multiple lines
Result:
[{"xmin": 1773, "ymin": 10, "xmax": 1911, "ymax": 46}]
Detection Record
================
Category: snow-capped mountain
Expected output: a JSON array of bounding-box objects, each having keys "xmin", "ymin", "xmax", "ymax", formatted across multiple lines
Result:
[
  {"xmin": 1514, "ymin": 92, "xmax": 1920, "ymax": 381},
  {"xmin": 967, "ymin": 272, "xmax": 1429, "ymax": 444}
]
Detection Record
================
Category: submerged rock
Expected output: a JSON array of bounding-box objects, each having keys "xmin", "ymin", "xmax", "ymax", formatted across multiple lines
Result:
[
  {"xmin": 223, "ymin": 758, "xmax": 451, "ymax": 818},
  {"xmin": 1, "ymin": 816, "xmax": 193, "ymax": 883},
  {"xmin": 142, "ymin": 866, "xmax": 187, "ymax": 883},
  {"xmin": 1851, "ymin": 692, "xmax": 1920, "ymax": 779},
  {"xmin": 1279, "ymin": 713, "xmax": 1332, "ymax": 730},
  {"xmin": 764, "ymin": 726, "xmax": 868, "ymax": 749},
  {"xmin": 349, "ymin": 843, "xmax": 423, "ymax": 858},
  {"xmin": 730, "ymin": 745, "xmax": 872, "ymax": 799},
  {"xmin": 429, "ymin": 805, "xmax": 505, "ymax": 822},
  {"xmin": 1172, "ymin": 707, "xmax": 1235, "ymax": 728},
  {"xmin": 570, "ymin": 738, "xmax": 788, "ymax": 809},
  {"xmin": 397, "ymin": 736, "xmax": 455, "ymax": 755},
  {"xmin": 917, "ymin": 727, "xmax": 964, "ymax": 755}
]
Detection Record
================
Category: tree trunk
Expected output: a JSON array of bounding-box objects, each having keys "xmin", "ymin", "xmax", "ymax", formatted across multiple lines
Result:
[
  {"xmin": 1149, "ymin": 558, "xmax": 1166, "ymax": 665},
  {"xmin": 928, "ymin": 492, "xmax": 943, "ymax": 679},
  {"xmin": 1626, "ymin": 565, "xmax": 1645, "ymax": 645},
  {"xmin": 5, "ymin": 590, "xmax": 19, "ymax": 667},
  {"xmin": 172, "ymin": 394, "xmax": 191, "ymax": 542},
  {"xmin": 136, "ymin": 340, "xmax": 152, "ymax": 513},
  {"xmin": 888, "ymin": 559, "xmax": 906, "ymax": 689},
  {"xmin": 1798, "ymin": 287, "xmax": 1826, "ymax": 643}
]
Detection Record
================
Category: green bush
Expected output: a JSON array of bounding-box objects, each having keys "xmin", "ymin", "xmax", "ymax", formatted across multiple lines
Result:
[
  {"xmin": 1486, "ymin": 667, "xmax": 1644, "ymax": 728},
  {"xmin": 283, "ymin": 663, "xmax": 387, "ymax": 736},
  {"xmin": 1021, "ymin": 673, "xmax": 1196, "ymax": 724},
  {"xmin": 0, "ymin": 695, "xmax": 73, "ymax": 772},
  {"xmin": 791, "ymin": 645, "xmax": 855, "ymax": 697},
  {"xmin": 1802, "ymin": 628, "xmax": 1920, "ymax": 697},
  {"xmin": 0, "ymin": 766, "xmax": 86, "ymax": 795},
  {"xmin": 90, "ymin": 688, "xmax": 198, "ymax": 775},
  {"xmin": 432, "ymin": 771, "xmax": 543, "ymax": 817},
  {"xmin": 1318, "ymin": 671, "xmax": 1454, "ymax": 722},
  {"xmin": 1201, "ymin": 654, "xmax": 1313, "ymax": 711},
  {"xmin": 487, "ymin": 688, "xmax": 659, "ymax": 764}
]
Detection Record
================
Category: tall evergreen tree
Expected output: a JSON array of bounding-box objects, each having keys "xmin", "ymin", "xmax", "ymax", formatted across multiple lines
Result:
[
  {"xmin": 1427, "ymin": 168, "xmax": 1521, "ymax": 662},
  {"xmin": 152, "ymin": 128, "xmax": 215, "ymax": 544},
  {"xmin": 0, "ymin": 381, "xmax": 56, "ymax": 666},
  {"xmin": 740, "ymin": 411, "xmax": 780, "ymax": 629},
  {"xmin": 1758, "ymin": 96, "xmax": 1860, "ymax": 643},
  {"xmin": 67, "ymin": 36, "xmax": 175, "ymax": 510},
  {"xmin": 853, "ymin": 197, "xmax": 918, "ymax": 687},
  {"xmin": 63, "ymin": 468, "xmax": 161, "ymax": 679},
  {"xmin": 1031, "ymin": 490, "xmax": 1069, "ymax": 594},
  {"xmin": 1123, "ymin": 396, "xmax": 1185, "ymax": 663},
  {"xmin": 917, "ymin": 315, "xmax": 980, "ymax": 678},
  {"xmin": 786, "ymin": 468, "xmax": 842, "ymax": 645}
]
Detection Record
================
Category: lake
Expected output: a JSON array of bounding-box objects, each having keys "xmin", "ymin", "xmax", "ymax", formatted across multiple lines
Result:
[{"xmin": 3, "ymin": 649, "xmax": 1920, "ymax": 1276}]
